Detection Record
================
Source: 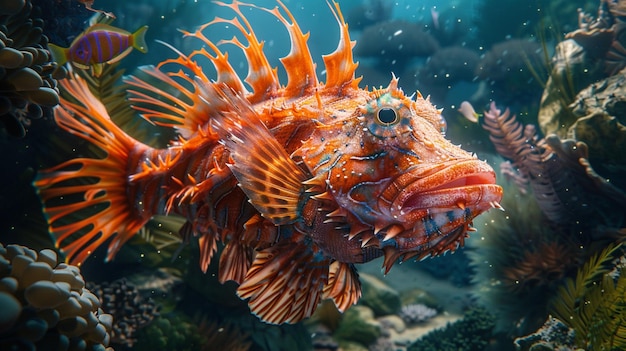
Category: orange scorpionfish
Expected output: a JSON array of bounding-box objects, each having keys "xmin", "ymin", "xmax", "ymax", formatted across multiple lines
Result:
[{"xmin": 35, "ymin": 1, "xmax": 503, "ymax": 324}]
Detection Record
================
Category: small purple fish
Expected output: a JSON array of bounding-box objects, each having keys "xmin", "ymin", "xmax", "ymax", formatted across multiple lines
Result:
[{"xmin": 49, "ymin": 23, "xmax": 148, "ymax": 77}]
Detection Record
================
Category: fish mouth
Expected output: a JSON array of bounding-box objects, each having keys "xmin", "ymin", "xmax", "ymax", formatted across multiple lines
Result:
[{"xmin": 388, "ymin": 159, "xmax": 503, "ymax": 217}]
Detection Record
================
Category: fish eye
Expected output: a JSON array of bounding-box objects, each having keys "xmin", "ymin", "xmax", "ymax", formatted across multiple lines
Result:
[{"xmin": 376, "ymin": 108, "xmax": 398, "ymax": 125}]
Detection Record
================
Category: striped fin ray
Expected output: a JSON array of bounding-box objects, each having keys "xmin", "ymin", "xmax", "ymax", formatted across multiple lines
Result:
[
  {"xmin": 125, "ymin": 64, "xmax": 215, "ymax": 138},
  {"xmin": 250, "ymin": 1, "xmax": 318, "ymax": 96},
  {"xmin": 322, "ymin": 1, "xmax": 360, "ymax": 91},
  {"xmin": 211, "ymin": 0, "xmax": 281, "ymax": 102},
  {"xmin": 237, "ymin": 239, "xmax": 329, "ymax": 324},
  {"xmin": 34, "ymin": 74, "xmax": 151, "ymax": 265}
]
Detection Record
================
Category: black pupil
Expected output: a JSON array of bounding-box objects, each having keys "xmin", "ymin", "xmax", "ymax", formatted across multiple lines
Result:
[{"xmin": 378, "ymin": 108, "xmax": 397, "ymax": 124}]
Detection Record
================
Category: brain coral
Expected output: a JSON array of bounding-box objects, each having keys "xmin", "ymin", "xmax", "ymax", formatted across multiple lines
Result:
[{"xmin": 0, "ymin": 243, "xmax": 113, "ymax": 351}]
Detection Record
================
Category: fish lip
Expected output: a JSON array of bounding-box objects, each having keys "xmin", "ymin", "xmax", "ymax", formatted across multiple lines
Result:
[{"xmin": 391, "ymin": 159, "xmax": 502, "ymax": 213}]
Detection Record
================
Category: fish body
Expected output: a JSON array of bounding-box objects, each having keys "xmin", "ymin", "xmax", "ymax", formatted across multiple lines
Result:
[
  {"xmin": 36, "ymin": 1, "xmax": 502, "ymax": 324},
  {"xmin": 48, "ymin": 23, "xmax": 147, "ymax": 77}
]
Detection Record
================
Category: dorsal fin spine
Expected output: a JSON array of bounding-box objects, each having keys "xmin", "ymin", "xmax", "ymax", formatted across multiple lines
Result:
[{"xmin": 322, "ymin": 1, "xmax": 360, "ymax": 91}]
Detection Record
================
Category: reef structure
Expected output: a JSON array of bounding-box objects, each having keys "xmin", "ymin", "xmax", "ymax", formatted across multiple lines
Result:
[
  {"xmin": 0, "ymin": 243, "xmax": 113, "ymax": 351},
  {"xmin": 0, "ymin": 0, "xmax": 61, "ymax": 137}
]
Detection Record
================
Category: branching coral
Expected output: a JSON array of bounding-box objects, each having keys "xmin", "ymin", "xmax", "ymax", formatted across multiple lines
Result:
[
  {"xmin": 398, "ymin": 304, "xmax": 438, "ymax": 325},
  {"xmin": 514, "ymin": 316, "xmax": 578, "ymax": 351},
  {"xmin": 0, "ymin": 0, "xmax": 61, "ymax": 137},
  {"xmin": 482, "ymin": 102, "xmax": 626, "ymax": 226},
  {"xmin": 0, "ymin": 243, "xmax": 113, "ymax": 350},
  {"xmin": 566, "ymin": 0, "xmax": 626, "ymax": 75}
]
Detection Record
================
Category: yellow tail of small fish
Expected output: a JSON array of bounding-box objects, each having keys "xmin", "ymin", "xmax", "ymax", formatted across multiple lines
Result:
[
  {"xmin": 34, "ymin": 74, "xmax": 151, "ymax": 265},
  {"xmin": 131, "ymin": 25, "xmax": 148, "ymax": 53},
  {"xmin": 47, "ymin": 43, "xmax": 68, "ymax": 66}
]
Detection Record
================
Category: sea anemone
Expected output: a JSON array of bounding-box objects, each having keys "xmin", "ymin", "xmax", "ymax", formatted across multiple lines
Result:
[{"xmin": 0, "ymin": 243, "xmax": 113, "ymax": 350}]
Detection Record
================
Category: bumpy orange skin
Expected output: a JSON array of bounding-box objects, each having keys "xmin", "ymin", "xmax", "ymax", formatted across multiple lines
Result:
[{"xmin": 35, "ymin": 1, "xmax": 502, "ymax": 325}]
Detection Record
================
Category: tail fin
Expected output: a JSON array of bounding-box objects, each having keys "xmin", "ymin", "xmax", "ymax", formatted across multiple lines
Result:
[
  {"xmin": 47, "ymin": 43, "xmax": 68, "ymax": 66},
  {"xmin": 34, "ymin": 74, "xmax": 150, "ymax": 265},
  {"xmin": 131, "ymin": 25, "xmax": 149, "ymax": 53}
]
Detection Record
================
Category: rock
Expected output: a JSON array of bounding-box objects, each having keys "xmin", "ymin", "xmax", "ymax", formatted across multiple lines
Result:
[
  {"xmin": 567, "ymin": 69, "xmax": 626, "ymax": 170},
  {"xmin": 378, "ymin": 314, "xmax": 406, "ymax": 333},
  {"xmin": 538, "ymin": 39, "xmax": 605, "ymax": 138},
  {"xmin": 334, "ymin": 305, "xmax": 381, "ymax": 346},
  {"xmin": 359, "ymin": 273, "xmax": 401, "ymax": 316}
]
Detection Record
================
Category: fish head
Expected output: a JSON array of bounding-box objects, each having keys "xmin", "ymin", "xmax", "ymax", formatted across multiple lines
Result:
[{"xmin": 297, "ymin": 77, "xmax": 503, "ymax": 263}]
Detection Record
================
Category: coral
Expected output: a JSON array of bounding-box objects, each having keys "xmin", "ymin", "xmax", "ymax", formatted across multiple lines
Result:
[
  {"xmin": 514, "ymin": 317, "xmax": 578, "ymax": 351},
  {"xmin": 565, "ymin": 0, "xmax": 626, "ymax": 75},
  {"xmin": 475, "ymin": 39, "xmax": 545, "ymax": 105},
  {"xmin": 87, "ymin": 278, "xmax": 159, "ymax": 348},
  {"xmin": 472, "ymin": 0, "xmax": 591, "ymax": 48},
  {"xmin": 398, "ymin": 304, "xmax": 437, "ymax": 325},
  {"xmin": 345, "ymin": 0, "xmax": 393, "ymax": 31},
  {"xmin": 550, "ymin": 244, "xmax": 626, "ymax": 351},
  {"xmin": 406, "ymin": 307, "xmax": 495, "ymax": 351},
  {"xmin": 482, "ymin": 102, "xmax": 626, "ymax": 226},
  {"xmin": 0, "ymin": 243, "xmax": 113, "ymax": 350},
  {"xmin": 354, "ymin": 20, "xmax": 439, "ymax": 70},
  {"xmin": 410, "ymin": 46, "xmax": 480, "ymax": 103},
  {"xmin": 420, "ymin": 46, "xmax": 480, "ymax": 83},
  {"xmin": 0, "ymin": 0, "xmax": 61, "ymax": 137}
]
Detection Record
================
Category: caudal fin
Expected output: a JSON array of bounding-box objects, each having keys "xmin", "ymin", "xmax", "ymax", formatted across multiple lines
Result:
[
  {"xmin": 34, "ymin": 74, "xmax": 150, "ymax": 265},
  {"xmin": 131, "ymin": 25, "xmax": 149, "ymax": 53}
]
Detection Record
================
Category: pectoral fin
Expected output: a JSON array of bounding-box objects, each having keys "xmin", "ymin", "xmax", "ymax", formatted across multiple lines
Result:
[{"xmin": 210, "ymin": 84, "xmax": 309, "ymax": 225}]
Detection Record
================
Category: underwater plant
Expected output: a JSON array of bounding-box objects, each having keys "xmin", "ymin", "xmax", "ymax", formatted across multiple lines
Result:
[
  {"xmin": 468, "ymin": 178, "xmax": 580, "ymax": 335},
  {"xmin": 550, "ymin": 244, "xmax": 626, "ymax": 351}
]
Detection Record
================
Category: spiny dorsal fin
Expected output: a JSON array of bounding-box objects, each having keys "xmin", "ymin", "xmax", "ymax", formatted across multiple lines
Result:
[
  {"xmin": 267, "ymin": 1, "xmax": 318, "ymax": 96},
  {"xmin": 213, "ymin": 1, "xmax": 280, "ymax": 102},
  {"xmin": 322, "ymin": 1, "xmax": 360, "ymax": 91}
]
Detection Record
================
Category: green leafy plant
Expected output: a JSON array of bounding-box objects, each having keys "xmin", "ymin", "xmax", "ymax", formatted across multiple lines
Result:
[{"xmin": 551, "ymin": 243, "xmax": 626, "ymax": 351}]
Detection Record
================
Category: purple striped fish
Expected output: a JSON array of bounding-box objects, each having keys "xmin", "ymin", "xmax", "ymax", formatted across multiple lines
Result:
[{"xmin": 49, "ymin": 23, "xmax": 148, "ymax": 77}]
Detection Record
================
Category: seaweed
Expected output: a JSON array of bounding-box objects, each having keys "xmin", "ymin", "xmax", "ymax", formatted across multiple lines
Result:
[{"xmin": 550, "ymin": 243, "xmax": 626, "ymax": 350}]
